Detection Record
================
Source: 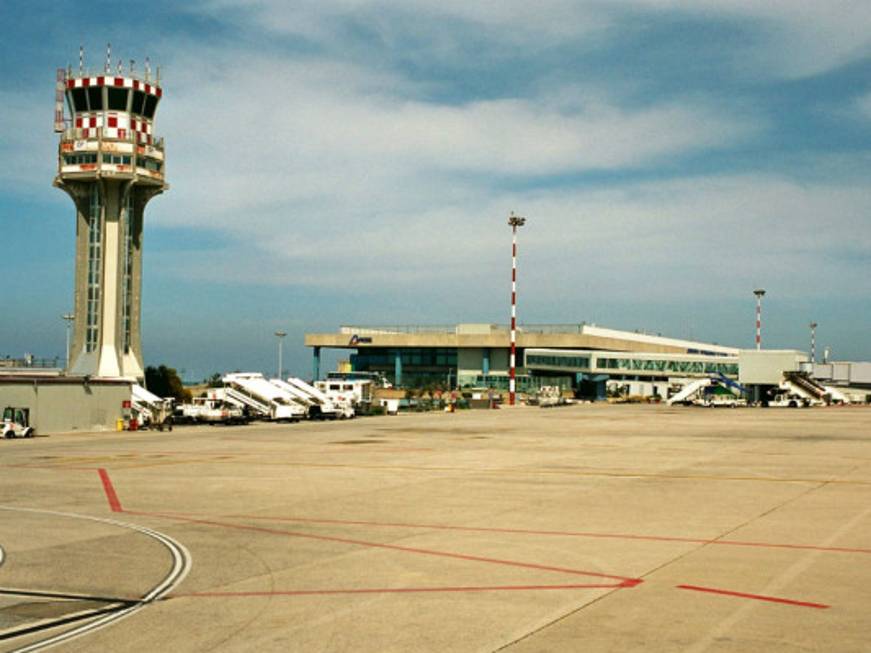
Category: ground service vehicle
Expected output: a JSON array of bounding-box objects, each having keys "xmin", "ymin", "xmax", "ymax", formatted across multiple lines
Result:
[
  {"xmin": 768, "ymin": 392, "xmax": 810, "ymax": 408},
  {"xmin": 2, "ymin": 407, "xmax": 34, "ymax": 438}
]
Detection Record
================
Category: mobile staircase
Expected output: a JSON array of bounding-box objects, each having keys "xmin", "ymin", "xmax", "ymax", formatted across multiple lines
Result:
[
  {"xmin": 781, "ymin": 371, "xmax": 828, "ymax": 406},
  {"xmin": 666, "ymin": 378, "xmax": 712, "ymax": 405},
  {"xmin": 268, "ymin": 378, "xmax": 332, "ymax": 419},
  {"xmin": 222, "ymin": 373, "xmax": 306, "ymax": 422},
  {"xmin": 132, "ymin": 384, "xmax": 173, "ymax": 429},
  {"xmin": 285, "ymin": 377, "xmax": 355, "ymax": 418},
  {"xmin": 667, "ymin": 373, "xmax": 747, "ymax": 407}
]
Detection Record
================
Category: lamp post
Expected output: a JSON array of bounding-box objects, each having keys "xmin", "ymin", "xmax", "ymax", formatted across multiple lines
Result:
[
  {"xmin": 753, "ymin": 289, "xmax": 766, "ymax": 350},
  {"xmin": 62, "ymin": 313, "xmax": 75, "ymax": 371},
  {"xmin": 508, "ymin": 212, "xmax": 526, "ymax": 406},
  {"xmin": 275, "ymin": 331, "xmax": 287, "ymax": 379},
  {"xmin": 809, "ymin": 322, "xmax": 818, "ymax": 364}
]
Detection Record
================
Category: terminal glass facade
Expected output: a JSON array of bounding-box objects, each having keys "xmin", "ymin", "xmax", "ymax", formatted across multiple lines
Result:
[
  {"xmin": 351, "ymin": 348, "xmax": 457, "ymax": 386},
  {"xmin": 595, "ymin": 356, "xmax": 738, "ymax": 376},
  {"xmin": 525, "ymin": 349, "xmax": 739, "ymax": 378},
  {"xmin": 526, "ymin": 353, "xmax": 591, "ymax": 369}
]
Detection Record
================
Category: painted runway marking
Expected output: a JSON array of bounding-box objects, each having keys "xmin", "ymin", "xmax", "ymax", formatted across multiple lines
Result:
[
  {"xmin": 0, "ymin": 506, "xmax": 191, "ymax": 652},
  {"xmin": 177, "ymin": 583, "xmax": 626, "ymax": 598},
  {"xmin": 220, "ymin": 514, "xmax": 871, "ymax": 556},
  {"xmin": 98, "ymin": 468, "xmax": 123, "ymax": 512},
  {"xmin": 0, "ymin": 587, "xmax": 137, "ymax": 604},
  {"xmin": 676, "ymin": 584, "xmax": 829, "ymax": 609},
  {"xmin": 131, "ymin": 510, "xmax": 641, "ymax": 588}
]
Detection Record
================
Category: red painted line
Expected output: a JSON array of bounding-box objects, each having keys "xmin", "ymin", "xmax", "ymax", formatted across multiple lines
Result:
[
  {"xmin": 218, "ymin": 514, "xmax": 871, "ymax": 556},
  {"xmin": 129, "ymin": 510, "xmax": 641, "ymax": 586},
  {"xmin": 176, "ymin": 582, "xmax": 624, "ymax": 598},
  {"xmin": 1, "ymin": 463, "xmax": 99, "ymax": 472},
  {"xmin": 676, "ymin": 584, "xmax": 829, "ymax": 609},
  {"xmin": 97, "ymin": 468, "xmax": 123, "ymax": 513}
]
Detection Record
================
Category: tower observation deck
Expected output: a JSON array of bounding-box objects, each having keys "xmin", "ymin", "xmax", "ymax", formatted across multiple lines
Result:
[{"xmin": 54, "ymin": 53, "xmax": 167, "ymax": 380}]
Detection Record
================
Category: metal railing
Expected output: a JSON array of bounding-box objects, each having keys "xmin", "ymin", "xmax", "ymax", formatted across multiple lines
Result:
[
  {"xmin": 0, "ymin": 356, "xmax": 63, "ymax": 370},
  {"xmin": 60, "ymin": 127, "xmax": 165, "ymax": 151},
  {"xmin": 340, "ymin": 325, "xmax": 459, "ymax": 335},
  {"xmin": 338, "ymin": 323, "xmax": 591, "ymax": 335}
]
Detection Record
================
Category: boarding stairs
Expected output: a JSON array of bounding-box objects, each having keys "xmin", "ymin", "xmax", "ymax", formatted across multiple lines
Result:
[
  {"xmin": 268, "ymin": 379, "xmax": 333, "ymax": 419},
  {"xmin": 223, "ymin": 373, "xmax": 305, "ymax": 421},
  {"xmin": 782, "ymin": 371, "xmax": 827, "ymax": 405},
  {"xmin": 132, "ymin": 384, "xmax": 172, "ymax": 426},
  {"xmin": 666, "ymin": 378, "xmax": 712, "ymax": 405},
  {"xmin": 286, "ymin": 377, "xmax": 355, "ymax": 418}
]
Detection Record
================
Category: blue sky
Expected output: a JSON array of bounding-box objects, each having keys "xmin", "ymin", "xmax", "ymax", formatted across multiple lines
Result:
[{"xmin": 1, "ymin": 0, "xmax": 870, "ymax": 381}]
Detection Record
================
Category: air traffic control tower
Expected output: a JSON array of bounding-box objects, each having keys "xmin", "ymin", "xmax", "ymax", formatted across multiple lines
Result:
[{"xmin": 54, "ymin": 51, "xmax": 166, "ymax": 380}]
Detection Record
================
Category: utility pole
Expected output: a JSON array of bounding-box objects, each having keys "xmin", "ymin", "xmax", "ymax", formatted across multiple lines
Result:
[{"xmin": 508, "ymin": 212, "xmax": 526, "ymax": 406}]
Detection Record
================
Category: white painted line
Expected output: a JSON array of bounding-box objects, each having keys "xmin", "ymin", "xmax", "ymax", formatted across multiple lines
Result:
[{"xmin": 0, "ymin": 506, "xmax": 191, "ymax": 653}]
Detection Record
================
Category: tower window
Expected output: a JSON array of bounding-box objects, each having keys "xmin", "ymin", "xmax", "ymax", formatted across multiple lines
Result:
[
  {"xmin": 85, "ymin": 185, "xmax": 103, "ymax": 353},
  {"xmin": 70, "ymin": 88, "xmax": 87, "ymax": 112},
  {"xmin": 131, "ymin": 90, "xmax": 146, "ymax": 115},
  {"xmin": 143, "ymin": 95, "xmax": 158, "ymax": 118},
  {"xmin": 87, "ymin": 86, "xmax": 103, "ymax": 111},
  {"xmin": 107, "ymin": 87, "xmax": 129, "ymax": 111},
  {"xmin": 122, "ymin": 193, "xmax": 135, "ymax": 353}
]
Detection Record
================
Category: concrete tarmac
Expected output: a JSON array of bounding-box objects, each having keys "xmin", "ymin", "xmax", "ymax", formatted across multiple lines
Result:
[{"xmin": 1, "ymin": 404, "xmax": 870, "ymax": 652}]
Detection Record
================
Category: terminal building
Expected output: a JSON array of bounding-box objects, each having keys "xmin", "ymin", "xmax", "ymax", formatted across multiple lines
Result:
[
  {"xmin": 305, "ymin": 323, "xmax": 740, "ymax": 398},
  {"xmin": 306, "ymin": 323, "xmax": 871, "ymax": 403}
]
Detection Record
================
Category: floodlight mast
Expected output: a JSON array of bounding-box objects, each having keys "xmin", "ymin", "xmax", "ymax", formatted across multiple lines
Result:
[
  {"xmin": 508, "ymin": 212, "xmax": 526, "ymax": 406},
  {"xmin": 753, "ymin": 289, "xmax": 766, "ymax": 350},
  {"xmin": 275, "ymin": 331, "xmax": 287, "ymax": 379},
  {"xmin": 62, "ymin": 313, "xmax": 75, "ymax": 371}
]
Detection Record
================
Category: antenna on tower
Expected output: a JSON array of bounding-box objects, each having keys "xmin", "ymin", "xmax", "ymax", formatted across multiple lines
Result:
[
  {"xmin": 105, "ymin": 43, "xmax": 111, "ymax": 73},
  {"xmin": 145, "ymin": 57, "xmax": 151, "ymax": 82},
  {"xmin": 54, "ymin": 68, "xmax": 66, "ymax": 133},
  {"xmin": 156, "ymin": 66, "xmax": 161, "ymax": 86},
  {"xmin": 79, "ymin": 45, "xmax": 84, "ymax": 75},
  {"xmin": 130, "ymin": 59, "xmax": 135, "ymax": 75}
]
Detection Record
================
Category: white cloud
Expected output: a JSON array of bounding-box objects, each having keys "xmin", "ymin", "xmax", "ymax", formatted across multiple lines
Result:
[
  {"xmin": 194, "ymin": 0, "xmax": 871, "ymax": 80},
  {"xmin": 196, "ymin": 0, "xmax": 611, "ymax": 46},
  {"xmin": 131, "ymin": 43, "xmax": 765, "ymax": 299},
  {"xmin": 0, "ymin": 90, "xmax": 61, "ymax": 195},
  {"xmin": 639, "ymin": 0, "xmax": 871, "ymax": 78},
  {"xmin": 155, "ymin": 47, "xmax": 757, "ymax": 223}
]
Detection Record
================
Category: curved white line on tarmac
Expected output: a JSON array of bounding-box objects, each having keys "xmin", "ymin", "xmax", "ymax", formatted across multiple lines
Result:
[
  {"xmin": 0, "ymin": 543, "xmax": 5, "ymax": 568},
  {"xmin": 0, "ymin": 506, "xmax": 191, "ymax": 653}
]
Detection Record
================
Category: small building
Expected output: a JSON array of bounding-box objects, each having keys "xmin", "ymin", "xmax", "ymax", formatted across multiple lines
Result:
[{"xmin": 0, "ymin": 373, "xmax": 131, "ymax": 434}]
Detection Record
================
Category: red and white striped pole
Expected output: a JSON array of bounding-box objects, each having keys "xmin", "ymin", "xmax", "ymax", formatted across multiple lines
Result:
[
  {"xmin": 508, "ymin": 212, "xmax": 526, "ymax": 406},
  {"xmin": 753, "ymin": 288, "xmax": 766, "ymax": 350}
]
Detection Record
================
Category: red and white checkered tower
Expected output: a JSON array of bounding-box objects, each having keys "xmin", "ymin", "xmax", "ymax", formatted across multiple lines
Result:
[{"xmin": 54, "ymin": 46, "xmax": 167, "ymax": 380}]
